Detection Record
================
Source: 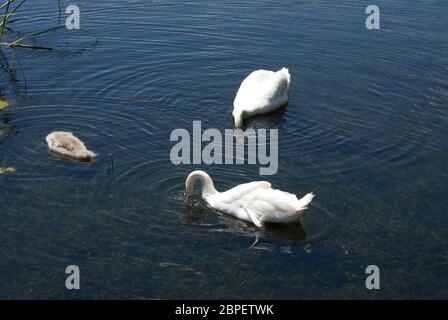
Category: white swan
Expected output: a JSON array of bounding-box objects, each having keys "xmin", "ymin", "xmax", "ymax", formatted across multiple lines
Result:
[
  {"xmin": 46, "ymin": 131, "xmax": 96, "ymax": 161},
  {"xmin": 233, "ymin": 67, "xmax": 291, "ymax": 128},
  {"xmin": 185, "ymin": 170, "xmax": 314, "ymax": 228}
]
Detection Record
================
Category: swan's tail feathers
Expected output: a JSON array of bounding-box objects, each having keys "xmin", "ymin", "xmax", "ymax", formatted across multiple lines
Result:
[
  {"xmin": 295, "ymin": 192, "xmax": 315, "ymax": 212},
  {"xmin": 280, "ymin": 67, "xmax": 291, "ymax": 85},
  {"xmin": 78, "ymin": 150, "xmax": 96, "ymax": 161}
]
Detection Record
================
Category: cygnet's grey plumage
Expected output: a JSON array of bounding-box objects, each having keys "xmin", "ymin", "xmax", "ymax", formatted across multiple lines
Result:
[{"xmin": 46, "ymin": 131, "xmax": 96, "ymax": 161}]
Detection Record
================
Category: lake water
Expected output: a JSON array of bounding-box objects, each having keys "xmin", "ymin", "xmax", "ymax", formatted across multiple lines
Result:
[{"xmin": 0, "ymin": 0, "xmax": 447, "ymax": 299}]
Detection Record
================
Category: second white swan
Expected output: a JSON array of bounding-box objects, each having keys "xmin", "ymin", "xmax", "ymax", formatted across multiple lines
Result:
[
  {"xmin": 186, "ymin": 170, "xmax": 314, "ymax": 228},
  {"xmin": 233, "ymin": 67, "xmax": 291, "ymax": 128}
]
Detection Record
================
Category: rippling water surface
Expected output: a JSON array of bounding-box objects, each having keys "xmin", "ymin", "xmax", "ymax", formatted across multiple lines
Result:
[{"xmin": 0, "ymin": 0, "xmax": 447, "ymax": 298}]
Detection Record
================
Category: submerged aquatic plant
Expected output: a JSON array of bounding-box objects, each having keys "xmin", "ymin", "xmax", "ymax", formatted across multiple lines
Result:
[
  {"xmin": 0, "ymin": 98, "xmax": 7, "ymax": 110},
  {"xmin": 0, "ymin": 166, "xmax": 15, "ymax": 175},
  {"xmin": 0, "ymin": 0, "xmax": 64, "ymax": 50}
]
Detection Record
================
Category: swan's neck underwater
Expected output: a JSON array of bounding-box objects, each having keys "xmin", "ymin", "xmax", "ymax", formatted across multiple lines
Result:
[
  {"xmin": 186, "ymin": 170, "xmax": 217, "ymax": 199},
  {"xmin": 233, "ymin": 110, "xmax": 244, "ymax": 128}
]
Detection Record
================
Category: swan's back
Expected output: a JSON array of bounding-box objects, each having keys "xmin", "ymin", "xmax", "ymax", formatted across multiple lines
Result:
[
  {"xmin": 46, "ymin": 131, "xmax": 96, "ymax": 161},
  {"xmin": 241, "ymin": 188, "xmax": 314, "ymax": 224},
  {"xmin": 240, "ymin": 70, "xmax": 275, "ymax": 89},
  {"xmin": 212, "ymin": 181, "xmax": 271, "ymax": 203},
  {"xmin": 242, "ymin": 188, "xmax": 306, "ymax": 213},
  {"xmin": 233, "ymin": 68, "xmax": 291, "ymax": 116}
]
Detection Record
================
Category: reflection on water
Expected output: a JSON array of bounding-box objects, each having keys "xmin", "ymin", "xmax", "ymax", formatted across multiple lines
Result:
[
  {"xmin": 185, "ymin": 194, "xmax": 330, "ymax": 245},
  {"xmin": 0, "ymin": 0, "xmax": 447, "ymax": 299}
]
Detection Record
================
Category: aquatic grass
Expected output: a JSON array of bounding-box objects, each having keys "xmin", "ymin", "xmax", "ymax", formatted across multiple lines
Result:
[
  {"xmin": 6, "ymin": 25, "xmax": 64, "ymax": 49},
  {"xmin": 0, "ymin": 0, "xmax": 12, "ymax": 42},
  {"xmin": 0, "ymin": 0, "xmax": 64, "ymax": 50},
  {"xmin": 0, "ymin": 0, "xmax": 27, "ymax": 41}
]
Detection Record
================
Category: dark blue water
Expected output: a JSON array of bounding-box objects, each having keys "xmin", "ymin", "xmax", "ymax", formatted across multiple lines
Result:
[{"xmin": 0, "ymin": 0, "xmax": 447, "ymax": 299}]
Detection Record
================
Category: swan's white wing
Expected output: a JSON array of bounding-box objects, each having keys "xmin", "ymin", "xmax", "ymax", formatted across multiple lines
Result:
[
  {"xmin": 240, "ymin": 70, "xmax": 275, "ymax": 88},
  {"xmin": 234, "ymin": 70, "xmax": 274, "ymax": 109},
  {"xmin": 217, "ymin": 181, "xmax": 271, "ymax": 203},
  {"xmin": 206, "ymin": 181, "xmax": 271, "ymax": 224},
  {"xmin": 234, "ymin": 69, "xmax": 289, "ymax": 115},
  {"xmin": 241, "ymin": 205, "xmax": 263, "ymax": 228},
  {"xmin": 206, "ymin": 179, "xmax": 314, "ymax": 227},
  {"xmin": 237, "ymin": 189, "xmax": 314, "ymax": 224},
  {"xmin": 259, "ymin": 71, "xmax": 289, "ymax": 100},
  {"xmin": 245, "ymin": 189, "xmax": 298, "ymax": 213}
]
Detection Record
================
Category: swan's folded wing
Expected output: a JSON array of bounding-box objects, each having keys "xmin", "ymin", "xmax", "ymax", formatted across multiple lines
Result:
[
  {"xmin": 236, "ymin": 70, "xmax": 275, "ymax": 98},
  {"xmin": 242, "ymin": 188, "xmax": 302, "ymax": 218},
  {"xmin": 242, "ymin": 70, "xmax": 274, "ymax": 86},
  {"xmin": 218, "ymin": 181, "xmax": 271, "ymax": 203},
  {"xmin": 260, "ymin": 72, "xmax": 289, "ymax": 100},
  {"xmin": 241, "ymin": 205, "xmax": 263, "ymax": 228},
  {"xmin": 58, "ymin": 140, "xmax": 75, "ymax": 151}
]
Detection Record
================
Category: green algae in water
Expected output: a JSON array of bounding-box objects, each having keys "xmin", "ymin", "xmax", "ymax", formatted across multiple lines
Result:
[
  {"xmin": 0, "ymin": 99, "xmax": 8, "ymax": 111},
  {"xmin": 0, "ymin": 167, "xmax": 15, "ymax": 175}
]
